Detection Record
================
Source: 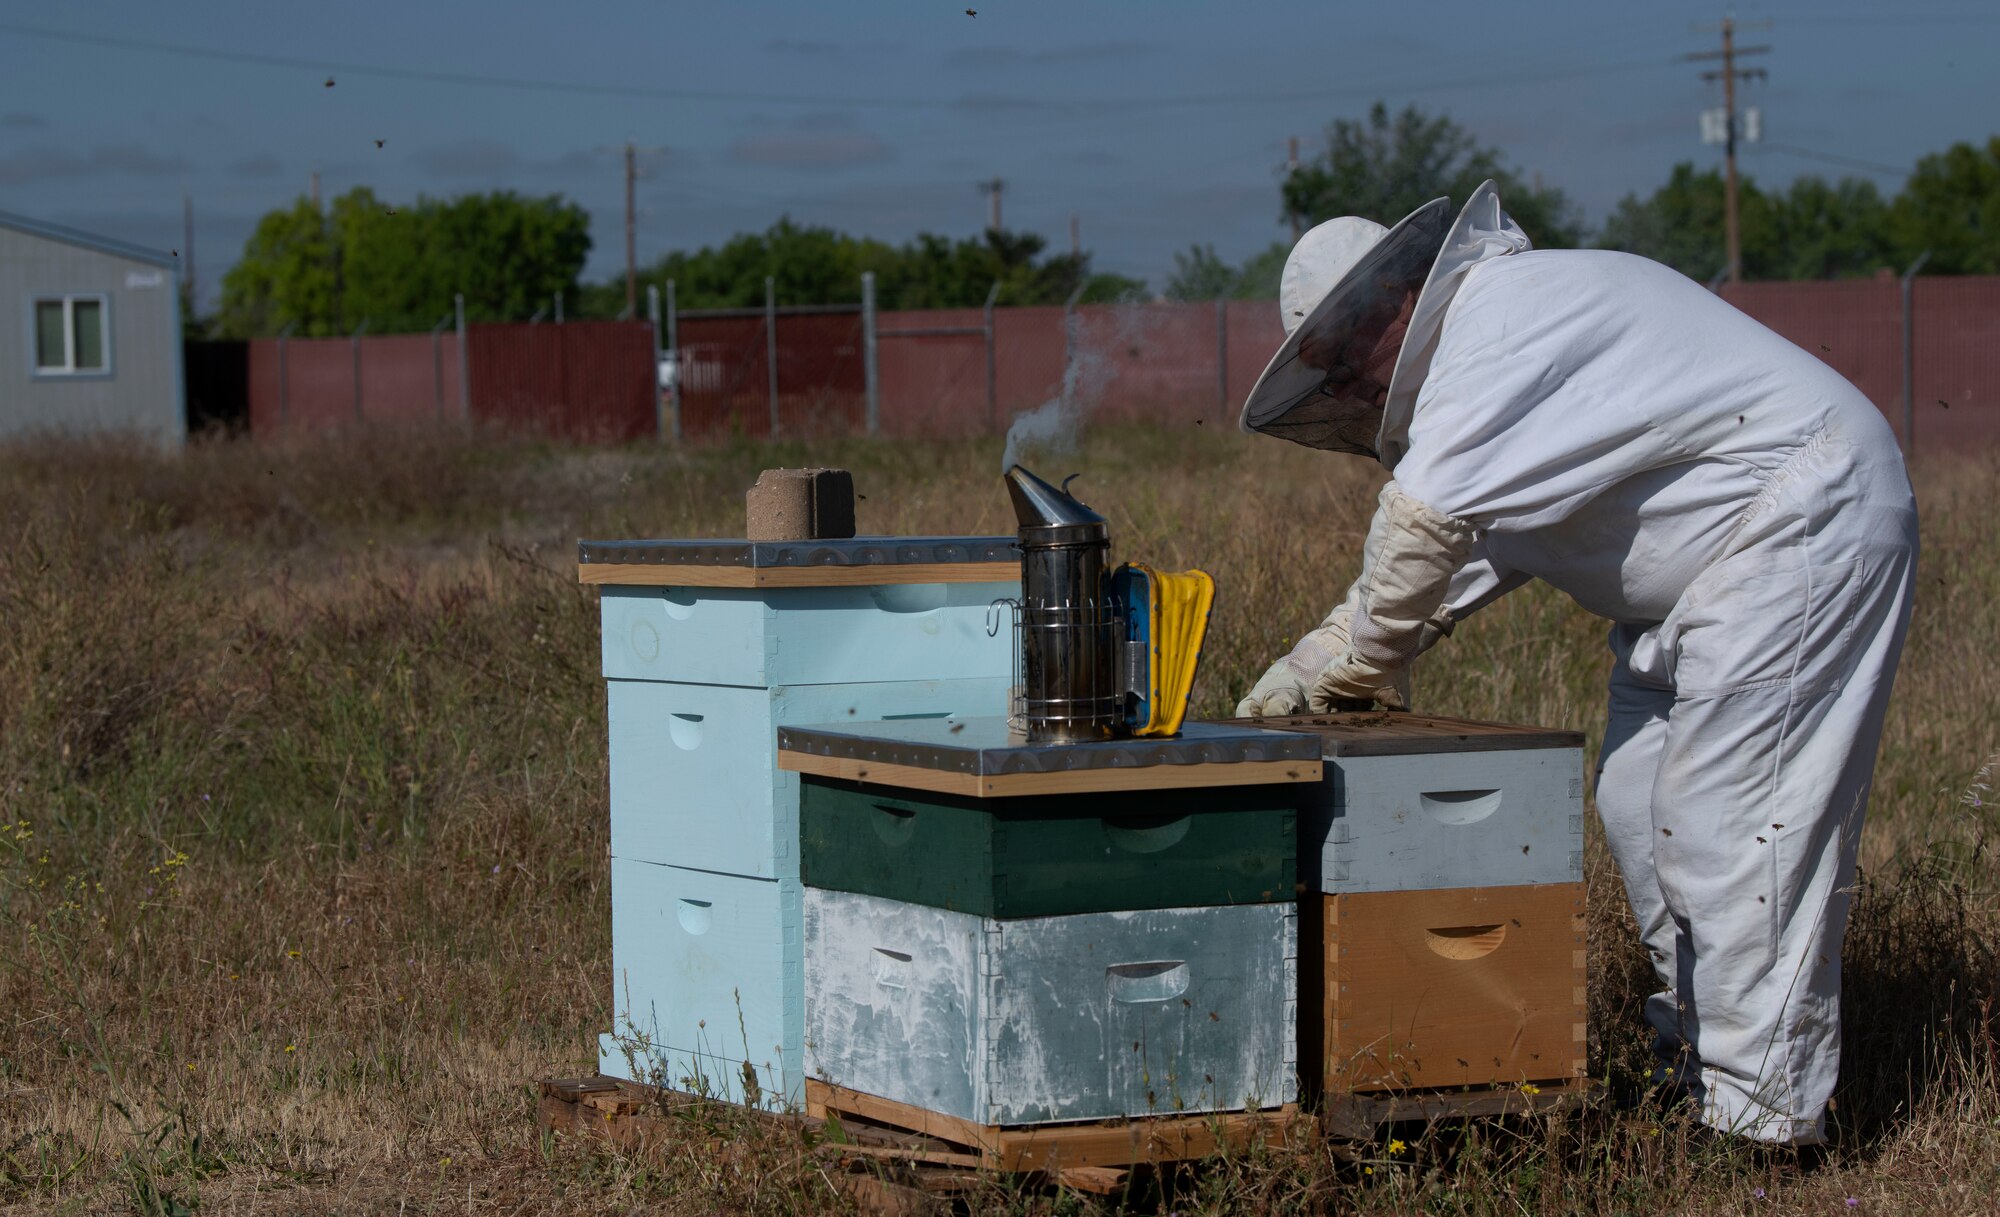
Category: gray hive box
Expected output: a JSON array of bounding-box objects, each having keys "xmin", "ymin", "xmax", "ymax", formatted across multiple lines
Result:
[{"xmin": 1235, "ymin": 713, "xmax": 1586, "ymax": 894}]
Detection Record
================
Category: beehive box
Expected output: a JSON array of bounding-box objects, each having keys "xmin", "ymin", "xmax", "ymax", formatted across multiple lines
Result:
[
  {"xmin": 805, "ymin": 888, "xmax": 1298, "ymax": 1125},
  {"xmin": 799, "ymin": 777, "xmax": 1296, "ymax": 917},
  {"xmin": 1239, "ymin": 714, "xmax": 1585, "ymax": 894},
  {"xmin": 597, "ymin": 580, "xmax": 1016, "ymax": 688},
  {"xmin": 1321, "ymin": 882, "xmax": 1586, "ymax": 1093},
  {"xmin": 599, "ymin": 858, "xmax": 803, "ymax": 1107},
  {"xmin": 581, "ymin": 537, "xmax": 1021, "ymax": 1110},
  {"xmin": 608, "ymin": 676, "xmax": 1010, "ymax": 878}
]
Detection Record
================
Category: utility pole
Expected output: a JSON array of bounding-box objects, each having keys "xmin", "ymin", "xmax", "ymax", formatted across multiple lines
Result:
[
  {"xmin": 979, "ymin": 178, "xmax": 1005, "ymax": 231},
  {"xmin": 1285, "ymin": 135, "xmax": 1301, "ymax": 241},
  {"xmin": 624, "ymin": 141, "xmax": 638, "ymax": 317},
  {"xmin": 309, "ymin": 169, "xmax": 322, "ymax": 212},
  {"xmin": 1688, "ymin": 16, "xmax": 1770, "ymax": 285},
  {"xmin": 1069, "ymin": 212, "xmax": 1080, "ymax": 259}
]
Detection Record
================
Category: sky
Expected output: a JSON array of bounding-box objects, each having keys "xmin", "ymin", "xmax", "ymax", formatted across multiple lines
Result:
[{"xmin": 2, "ymin": 1, "xmax": 1995, "ymax": 313}]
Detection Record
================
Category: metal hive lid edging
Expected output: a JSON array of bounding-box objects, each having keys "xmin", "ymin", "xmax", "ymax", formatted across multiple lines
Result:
[{"xmin": 577, "ymin": 536, "xmax": 1020, "ymax": 568}]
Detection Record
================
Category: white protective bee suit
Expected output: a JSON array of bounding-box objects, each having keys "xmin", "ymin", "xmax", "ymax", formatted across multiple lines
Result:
[{"xmin": 1238, "ymin": 183, "xmax": 1919, "ymax": 1145}]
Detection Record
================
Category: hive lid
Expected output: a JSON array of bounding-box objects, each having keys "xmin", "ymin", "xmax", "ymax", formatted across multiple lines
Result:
[
  {"xmin": 777, "ymin": 717, "xmax": 1321, "ymax": 798},
  {"xmin": 1224, "ymin": 712, "xmax": 1583, "ymax": 757},
  {"xmin": 576, "ymin": 536, "xmax": 1019, "ymax": 587}
]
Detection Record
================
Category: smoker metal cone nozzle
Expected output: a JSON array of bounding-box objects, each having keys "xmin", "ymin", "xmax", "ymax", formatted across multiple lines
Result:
[{"xmin": 1005, "ymin": 464, "xmax": 1106, "ymax": 544}]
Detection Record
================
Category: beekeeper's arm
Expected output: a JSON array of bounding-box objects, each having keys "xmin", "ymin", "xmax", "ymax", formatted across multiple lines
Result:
[{"xmin": 1238, "ymin": 483, "xmax": 1508, "ymax": 715}]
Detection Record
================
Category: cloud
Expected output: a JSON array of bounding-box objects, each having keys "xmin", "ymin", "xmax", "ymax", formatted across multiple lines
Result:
[
  {"xmin": 411, "ymin": 138, "xmax": 520, "ymax": 178},
  {"xmin": 228, "ymin": 152, "xmax": 283, "ymax": 178},
  {"xmin": 729, "ymin": 115, "xmax": 891, "ymax": 170},
  {"xmin": 1, "ymin": 112, "xmax": 50, "ymax": 132},
  {"xmin": 945, "ymin": 41, "xmax": 1157, "ymax": 69},
  {"xmin": 0, "ymin": 144, "xmax": 187, "ymax": 186}
]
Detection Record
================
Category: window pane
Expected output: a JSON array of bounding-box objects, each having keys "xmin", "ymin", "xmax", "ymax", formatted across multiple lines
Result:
[
  {"xmin": 35, "ymin": 300, "xmax": 66, "ymax": 368},
  {"xmin": 72, "ymin": 299, "xmax": 105, "ymax": 370}
]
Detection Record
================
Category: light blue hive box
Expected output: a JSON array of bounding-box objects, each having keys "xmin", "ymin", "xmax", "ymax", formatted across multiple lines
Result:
[{"xmin": 581, "ymin": 536, "xmax": 1019, "ymax": 1107}]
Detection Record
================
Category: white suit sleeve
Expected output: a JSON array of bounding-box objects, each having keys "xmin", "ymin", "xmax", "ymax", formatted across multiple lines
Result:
[
  {"xmin": 1346, "ymin": 481, "xmax": 1479, "ymax": 667},
  {"xmin": 1307, "ymin": 482, "xmax": 1477, "ymax": 711},
  {"xmin": 1438, "ymin": 546, "xmax": 1531, "ymax": 631}
]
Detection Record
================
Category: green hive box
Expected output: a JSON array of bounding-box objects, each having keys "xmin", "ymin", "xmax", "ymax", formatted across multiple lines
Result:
[{"xmin": 800, "ymin": 777, "xmax": 1297, "ymax": 918}]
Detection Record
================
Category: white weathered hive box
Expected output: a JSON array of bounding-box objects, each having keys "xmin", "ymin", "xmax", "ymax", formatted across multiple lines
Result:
[{"xmin": 805, "ymin": 888, "xmax": 1298, "ymax": 1126}]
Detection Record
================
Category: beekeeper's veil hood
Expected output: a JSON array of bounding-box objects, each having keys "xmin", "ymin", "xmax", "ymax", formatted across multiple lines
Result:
[{"xmin": 1239, "ymin": 180, "xmax": 1532, "ymax": 467}]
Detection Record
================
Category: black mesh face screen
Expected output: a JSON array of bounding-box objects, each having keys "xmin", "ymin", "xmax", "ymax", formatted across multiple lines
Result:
[{"xmin": 1243, "ymin": 199, "xmax": 1452, "ymax": 456}]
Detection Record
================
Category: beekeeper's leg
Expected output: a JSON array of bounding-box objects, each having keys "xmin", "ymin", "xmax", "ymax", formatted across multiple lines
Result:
[
  {"xmin": 1593, "ymin": 625, "xmax": 1687, "ymax": 1075},
  {"xmin": 1650, "ymin": 538, "xmax": 1916, "ymax": 1145}
]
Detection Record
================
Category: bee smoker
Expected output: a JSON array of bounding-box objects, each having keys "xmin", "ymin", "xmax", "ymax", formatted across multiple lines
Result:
[{"xmin": 1004, "ymin": 465, "xmax": 1122, "ymax": 742}]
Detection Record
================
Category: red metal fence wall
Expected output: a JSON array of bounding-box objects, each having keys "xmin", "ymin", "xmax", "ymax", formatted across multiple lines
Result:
[
  {"xmin": 467, "ymin": 322, "xmax": 654, "ymax": 442},
  {"xmin": 676, "ymin": 311, "xmax": 864, "ymax": 441},
  {"xmin": 248, "ymin": 321, "xmax": 651, "ymax": 442},
  {"xmin": 1721, "ymin": 277, "xmax": 2000, "ymax": 458},
  {"xmin": 239, "ymin": 280, "xmax": 1996, "ymax": 451}
]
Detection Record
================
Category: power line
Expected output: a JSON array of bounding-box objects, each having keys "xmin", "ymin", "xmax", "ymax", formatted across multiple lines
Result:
[
  {"xmin": 0, "ymin": 19, "xmax": 1682, "ymax": 115},
  {"xmin": 1753, "ymin": 142, "xmax": 1909, "ymax": 179}
]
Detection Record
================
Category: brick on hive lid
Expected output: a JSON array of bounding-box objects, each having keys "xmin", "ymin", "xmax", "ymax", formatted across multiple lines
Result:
[{"xmin": 745, "ymin": 468, "xmax": 856, "ymax": 541}]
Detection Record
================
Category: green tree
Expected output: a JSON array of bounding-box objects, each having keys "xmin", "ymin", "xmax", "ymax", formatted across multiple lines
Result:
[
  {"xmin": 593, "ymin": 219, "xmax": 1143, "ymax": 315},
  {"xmin": 1767, "ymin": 175, "xmax": 1893, "ymax": 280},
  {"xmin": 217, "ymin": 198, "xmax": 340, "ymax": 337},
  {"xmin": 218, "ymin": 189, "xmax": 591, "ymax": 337},
  {"xmin": 1889, "ymin": 137, "xmax": 2000, "ymax": 274},
  {"xmin": 1231, "ymin": 242, "xmax": 1289, "ymax": 300},
  {"xmin": 1283, "ymin": 102, "xmax": 1584, "ymax": 248},
  {"xmin": 1599, "ymin": 162, "xmax": 1894, "ymax": 282},
  {"xmin": 1163, "ymin": 244, "xmax": 1238, "ymax": 301}
]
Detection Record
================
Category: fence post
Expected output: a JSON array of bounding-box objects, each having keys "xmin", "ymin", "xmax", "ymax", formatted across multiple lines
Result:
[
  {"xmin": 647, "ymin": 284, "xmax": 663, "ymax": 442},
  {"xmin": 351, "ymin": 319, "xmax": 369, "ymax": 424},
  {"xmin": 555, "ymin": 290, "xmax": 565, "ymax": 325},
  {"xmin": 861, "ymin": 271, "xmax": 879, "ymax": 436},
  {"xmin": 276, "ymin": 321, "xmax": 295, "ymax": 432},
  {"xmin": 983, "ymin": 281, "xmax": 1001, "ymax": 432},
  {"xmin": 666, "ymin": 279, "xmax": 681, "ymax": 442},
  {"xmin": 765, "ymin": 276, "xmax": 779, "ymax": 437},
  {"xmin": 455, "ymin": 293, "xmax": 469, "ymax": 422},
  {"xmin": 1901, "ymin": 250, "xmax": 1931, "ymax": 457},
  {"xmin": 1215, "ymin": 297, "xmax": 1229, "ymax": 416},
  {"xmin": 430, "ymin": 312, "xmax": 452, "ymax": 418}
]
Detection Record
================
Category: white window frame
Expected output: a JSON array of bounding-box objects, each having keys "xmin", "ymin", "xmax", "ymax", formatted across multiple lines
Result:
[{"xmin": 29, "ymin": 293, "xmax": 114, "ymax": 379}]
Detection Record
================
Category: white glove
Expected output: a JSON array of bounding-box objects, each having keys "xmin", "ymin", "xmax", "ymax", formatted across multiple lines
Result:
[
  {"xmin": 1236, "ymin": 585, "xmax": 1367, "ymax": 717},
  {"xmin": 1306, "ymin": 481, "xmax": 1475, "ymax": 713}
]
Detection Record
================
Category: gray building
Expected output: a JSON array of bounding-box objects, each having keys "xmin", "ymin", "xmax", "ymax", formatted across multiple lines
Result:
[{"xmin": 0, "ymin": 209, "xmax": 185, "ymax": 445}]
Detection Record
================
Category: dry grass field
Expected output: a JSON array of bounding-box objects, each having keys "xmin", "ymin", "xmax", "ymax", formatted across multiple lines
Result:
[{"xmin": 0, "ymin": 423, "xmax": 1995, "ymax": 1215}]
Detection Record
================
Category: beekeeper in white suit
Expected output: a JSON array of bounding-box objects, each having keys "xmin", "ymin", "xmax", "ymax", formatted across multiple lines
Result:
[{"xmin": 1237, "ymin": 181, "xmax": 1918, "ymax": 1146}]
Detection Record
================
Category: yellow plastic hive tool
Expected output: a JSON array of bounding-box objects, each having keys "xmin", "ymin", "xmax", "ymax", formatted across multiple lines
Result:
[{"xmin": 1131, "ymin": 565, "xmax": 1215, "ymax": 737}]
